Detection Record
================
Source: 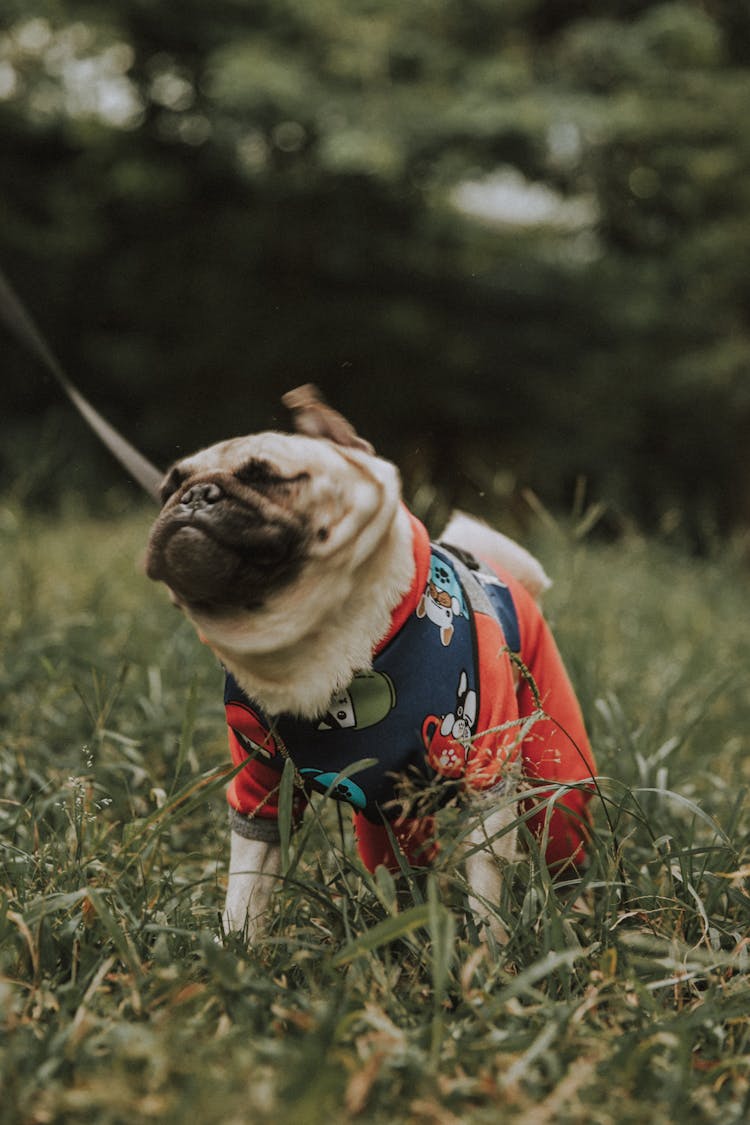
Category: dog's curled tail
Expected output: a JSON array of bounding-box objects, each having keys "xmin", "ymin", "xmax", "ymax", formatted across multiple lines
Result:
[{"xmin": 440, "ymin": 510, "xmax": 551, "ymax": 600}]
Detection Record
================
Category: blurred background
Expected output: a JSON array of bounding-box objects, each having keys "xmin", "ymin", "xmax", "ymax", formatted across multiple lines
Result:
[{"xmin": 2, "ymin": 0, "xmax": 749, "ymax": 544}]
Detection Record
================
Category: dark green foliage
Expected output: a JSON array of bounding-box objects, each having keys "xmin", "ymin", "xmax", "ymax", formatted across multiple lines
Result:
[{"xmin": 1, "ymin": 1, "xmax": 749, "ymax": 537}]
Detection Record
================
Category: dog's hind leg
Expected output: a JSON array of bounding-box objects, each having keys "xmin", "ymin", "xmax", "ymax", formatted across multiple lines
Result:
[{"xmin": 223, "ymin": 832, "xmax": 282, "ymax": 942}]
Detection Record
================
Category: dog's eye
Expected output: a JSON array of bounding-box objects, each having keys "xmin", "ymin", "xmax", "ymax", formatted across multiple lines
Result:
[
  {"xmin": 316, "ymin": 527, "xmax": 329, "ymax": 542},
  {"xmin": 235, "ymin": 459, "xmax": 309, "ymax": 489},
  {"xmin": 160, "ymin": 467, "xmax": 185, "ymax": 505},
  {"xmin": 235, "ymin": 459, "xmax": 281, "ymax": 487}
]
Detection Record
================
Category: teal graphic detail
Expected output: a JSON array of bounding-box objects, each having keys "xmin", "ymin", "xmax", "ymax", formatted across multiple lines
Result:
[{"xmin": 300, "ymin": 768, "xmax": 367, "ymax": 809}]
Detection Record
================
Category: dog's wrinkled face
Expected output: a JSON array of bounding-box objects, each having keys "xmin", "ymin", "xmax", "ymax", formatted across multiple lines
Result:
[{"xmin": 145, "ymin": 430, "xmax": 401, "ymax": 640}]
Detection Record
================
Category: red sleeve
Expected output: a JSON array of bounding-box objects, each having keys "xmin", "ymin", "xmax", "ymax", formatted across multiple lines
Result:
[
  {"xmin": 504, "ymin": 574, "xmax": 597, "ymax": 870},
  {"xmin": 225, "ymin": 702, "xmax": 307, "ymax": 825},
  {"xmin": 465, "ymin": 612, "xmax": 524, "ymax": 790}
]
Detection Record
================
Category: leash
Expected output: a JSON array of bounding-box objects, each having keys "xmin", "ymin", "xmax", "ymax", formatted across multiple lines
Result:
[{"xmin": 0, "ymin": 266, "xmax": 163, "ymax": 502}]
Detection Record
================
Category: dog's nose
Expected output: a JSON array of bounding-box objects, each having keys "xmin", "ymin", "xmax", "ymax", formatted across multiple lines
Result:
[{"xmin": 179, "ymin": 482, "xmax": 224, "ymax": 509}]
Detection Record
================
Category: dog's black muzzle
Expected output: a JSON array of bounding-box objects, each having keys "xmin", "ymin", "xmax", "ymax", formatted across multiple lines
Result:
[
  {"xmin": 177, "ymin": 481, "xmax": 225, "ymax": 511},
  {"xmin": 145, "ymin": 478, "xmax": 310, "ymax": 612}
]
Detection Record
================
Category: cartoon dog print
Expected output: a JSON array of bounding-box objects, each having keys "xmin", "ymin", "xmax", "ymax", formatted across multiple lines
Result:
[
  {"xmin": 316, "ymin": 670, "xmax": 396, "ymax": 731},
  {"xmin": 421, "ymin": 669, "xmax": 477, "ymax": 778},
  {"xmin": 417, "ymin": 557, "xmax": 468, "ymax": 646}
]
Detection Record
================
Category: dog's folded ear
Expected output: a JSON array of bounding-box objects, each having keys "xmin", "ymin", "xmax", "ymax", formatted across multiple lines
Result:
[{"xmin": 282, "ymin": 384, "xmax": 374, "ymax": 454}]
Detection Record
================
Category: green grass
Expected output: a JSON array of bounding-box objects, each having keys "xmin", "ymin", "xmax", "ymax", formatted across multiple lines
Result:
[{"xmin": 1, "ymin": 500, "xmax": 749, "ymax": 1124}]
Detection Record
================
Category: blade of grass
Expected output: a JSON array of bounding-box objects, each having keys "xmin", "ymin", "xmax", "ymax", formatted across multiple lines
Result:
[
  {"xmin": 278, "ymin": 758, "xmax": 296, "ymax": 875},
  {"xmin": 170, "ymin": 675, "xmax": 199, "ymax": 793},
  {"xmin": 428, "ymin": 876, "xmax": 456, "ymax": 1068},
  {"xmin": 331, "ymin": 902, "xmax": 433, "ymax": 967}
]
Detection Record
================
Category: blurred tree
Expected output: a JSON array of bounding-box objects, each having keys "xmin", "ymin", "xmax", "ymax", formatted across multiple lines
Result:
[{"xmin": 1, "ymin": 0, "xmax": 749, "ymax": 539}]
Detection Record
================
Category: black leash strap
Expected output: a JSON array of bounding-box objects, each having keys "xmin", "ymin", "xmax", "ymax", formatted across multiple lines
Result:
[{"xmin": 0, "ymin": 267, "xmax": 163, "ymax": 502}]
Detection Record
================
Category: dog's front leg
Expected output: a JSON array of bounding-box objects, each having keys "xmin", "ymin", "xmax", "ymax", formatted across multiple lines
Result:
[
  {"xmin": 463, "ymin": 801, "xmax": 518, "ymax": 946},
  {"xmin": 223, "ymin": 831, "xmax": 282, "ymax": 941}
]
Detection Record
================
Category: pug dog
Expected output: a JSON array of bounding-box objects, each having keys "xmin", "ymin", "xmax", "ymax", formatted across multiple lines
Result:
[{"xmin": 145, "ymin": 387, "xmax": 596, "ymax": 944}]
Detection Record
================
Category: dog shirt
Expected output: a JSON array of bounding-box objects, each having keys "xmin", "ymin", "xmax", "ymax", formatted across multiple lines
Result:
[{"xmin": 225, "ymin": 513, "xmax": 596, "ymax": 873}]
